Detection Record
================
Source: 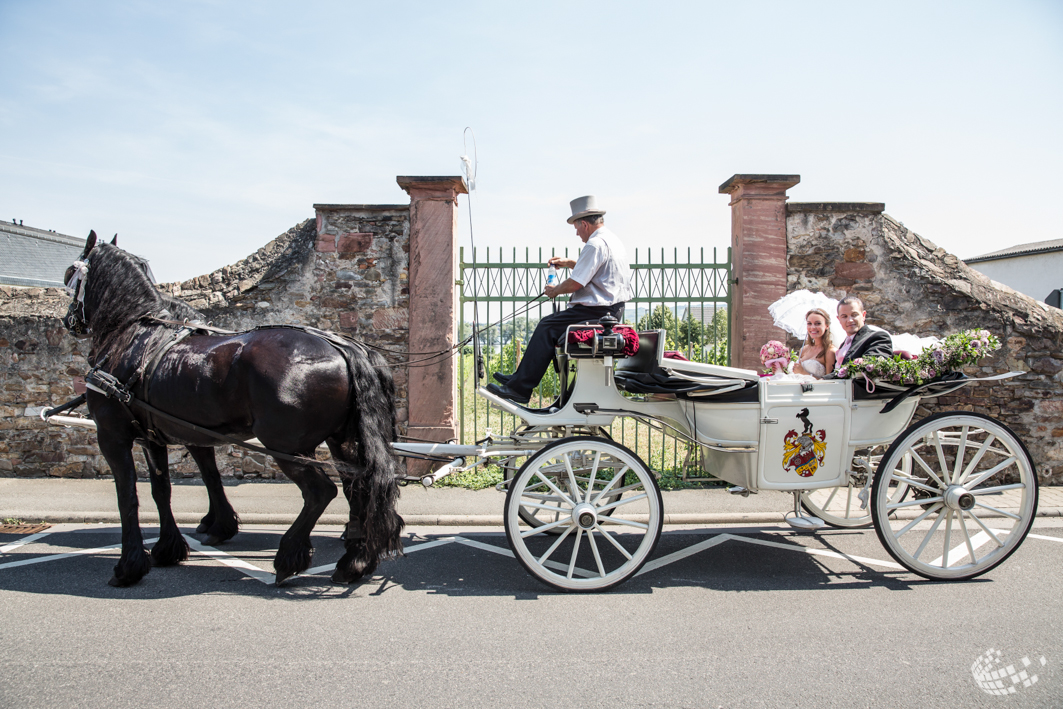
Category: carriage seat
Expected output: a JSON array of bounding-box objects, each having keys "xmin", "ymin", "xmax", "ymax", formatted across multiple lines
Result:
[
  {"xmin": 561, "ymin": 323, "xmax": 639, "ymax": 358},
  {"xmin": 613, "ymin": 330, "xmax": 760, "ymax": 402}
]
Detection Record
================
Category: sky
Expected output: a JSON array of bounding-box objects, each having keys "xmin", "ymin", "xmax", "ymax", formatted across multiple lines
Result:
[{"xmin": 2, "ymin": 0, "xmax": 1061, "ymax": 284}]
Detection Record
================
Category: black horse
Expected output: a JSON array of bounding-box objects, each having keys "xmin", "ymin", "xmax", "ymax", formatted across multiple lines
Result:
[{"xmin": 63, "ymin": 231, "xmax": 403, "ymax": 587}]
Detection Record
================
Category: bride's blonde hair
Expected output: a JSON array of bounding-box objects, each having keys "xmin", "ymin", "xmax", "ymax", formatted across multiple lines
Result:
[{"xmin": 804, "ymin": 308, "xmax": 834, "ymax": 363}]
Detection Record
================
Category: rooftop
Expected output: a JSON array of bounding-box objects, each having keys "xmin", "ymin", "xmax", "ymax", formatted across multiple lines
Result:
[
  {"xmin": 965, "ymin": 238, "xmax": 1063, "ymax": 264},
  {"xmin": 0, "ymin": 222, "xmax": 84, "ymax": 288}
]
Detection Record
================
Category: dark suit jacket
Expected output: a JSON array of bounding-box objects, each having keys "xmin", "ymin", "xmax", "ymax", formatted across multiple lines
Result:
[{"xmin": 839, "ymin": 325, "xmax": 893, "ymax": 366}]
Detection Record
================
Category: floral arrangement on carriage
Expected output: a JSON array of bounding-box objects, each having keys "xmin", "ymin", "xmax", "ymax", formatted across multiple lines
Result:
[{"xmin": 837, "ymin": 329, "xmax": 1001, "ymax": 388}]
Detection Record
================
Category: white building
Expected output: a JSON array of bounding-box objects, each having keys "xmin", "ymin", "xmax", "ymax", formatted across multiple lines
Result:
[{"xmin": 964, "ymin": 238, "xmax": 1063, "ymax": 308}]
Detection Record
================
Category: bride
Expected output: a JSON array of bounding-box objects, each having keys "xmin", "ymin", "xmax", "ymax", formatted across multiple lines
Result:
[{"xmin": 793, "ymin": 308, "xmax": 837, "ymax": 378}]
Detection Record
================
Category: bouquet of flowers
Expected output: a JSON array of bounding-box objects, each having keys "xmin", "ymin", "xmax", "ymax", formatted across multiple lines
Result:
[
  {"xmin": 759, "ymin": 340, "xmax": 796, "ymax": 376},
  {"xmin": 836, "ymin": 329, "xmax": 1001, "ymax": 386}
]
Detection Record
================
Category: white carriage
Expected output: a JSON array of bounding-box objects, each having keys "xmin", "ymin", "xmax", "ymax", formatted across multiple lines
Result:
[{"xmin": 394, "ymin": 320, "xmax": 1039, "ymax": 592}]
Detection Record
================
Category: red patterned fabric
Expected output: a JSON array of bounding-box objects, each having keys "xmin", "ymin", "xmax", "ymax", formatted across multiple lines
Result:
[
  {"xmin": 663, "ymin": 351, "xmax": 689, "ymax": 361},
  {"xmin": 566, "ymin": 325, "xmax": 640, "ymax": 356}
]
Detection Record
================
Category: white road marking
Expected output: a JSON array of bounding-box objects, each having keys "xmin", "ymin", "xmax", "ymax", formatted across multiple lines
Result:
[
  {"xmin": 3, "ymin": 526, "xmax": 1056, "ymax": 583},
  {"xmin": 184, "ymin": 535, "xmax": 275, "ymax": 584},
  {"xmin": 454, "ymin": 537, "xmax": 513, "ymax": 557},
  {"xmin": 1027, "ymin": 533, "xmax": 1063, "ymax": 543},
  {"xmin": 929, "ymin": 531, "xmax": 994, "ymax": 568},
  {"xmin": 0, "ymin": 531, "xmax": 54, "ymax": 554},
  {"xmin": 636, "ymin": 534, "xmax": 731, "ymax": 576},
  {"xmin": 0, "ymin": 537, "xmax": 159, "ymax": 570},
  {"xmin": 730, "ymin": 535, "xmax": 906, "ymax": 570}
]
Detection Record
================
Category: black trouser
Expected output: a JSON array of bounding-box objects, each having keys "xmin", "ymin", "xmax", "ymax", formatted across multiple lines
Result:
[{"xmin": 505, "ymin": 302, "xmax": 625, "ymax": 397}]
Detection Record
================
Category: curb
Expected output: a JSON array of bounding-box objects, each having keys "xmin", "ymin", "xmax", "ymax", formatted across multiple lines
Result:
[{"xmin": 8, "ymin": 508, "xmax": 1061, "ymax": 527}]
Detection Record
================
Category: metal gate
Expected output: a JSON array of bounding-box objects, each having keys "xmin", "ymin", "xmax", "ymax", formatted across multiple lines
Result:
[{"xmin": 457, "ymin": 245, "xmax": 731, "ymax": 482}]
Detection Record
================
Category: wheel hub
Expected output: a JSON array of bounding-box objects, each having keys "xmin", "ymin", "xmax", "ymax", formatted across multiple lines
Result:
[
  {"xmin": 944, "ymin": 485, "xmax": 976, "ymax": 511},
  {"xmin": 572, "ymin": 502, "xmax": 598, "ymax": 530}
]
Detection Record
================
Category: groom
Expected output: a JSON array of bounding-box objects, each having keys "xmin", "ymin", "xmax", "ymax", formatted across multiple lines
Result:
[{"xmin": 829, "ymin": 295, "xmax": 893, "ymax": 374}]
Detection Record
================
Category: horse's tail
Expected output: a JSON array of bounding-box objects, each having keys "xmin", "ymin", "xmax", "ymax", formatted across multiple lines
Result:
[{"xmin": 344, "ymin": 345, "xmax": 404, "ymax": 559}]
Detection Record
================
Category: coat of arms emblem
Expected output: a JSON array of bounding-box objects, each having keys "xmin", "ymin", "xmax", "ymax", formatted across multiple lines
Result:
[{"xmin": 782, "ymin": 407, "xmax": 827, "ymax": 478}]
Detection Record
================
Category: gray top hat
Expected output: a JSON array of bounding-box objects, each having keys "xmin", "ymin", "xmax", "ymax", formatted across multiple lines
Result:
[{"xmin": 567, "ymin": 195, "xmax": 606, "ymax": 224}]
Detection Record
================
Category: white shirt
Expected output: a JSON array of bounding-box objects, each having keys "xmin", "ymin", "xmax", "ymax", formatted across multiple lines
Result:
[{"xmin": 568, "ymin": 227, "xmax": 633, "ymax": 306}]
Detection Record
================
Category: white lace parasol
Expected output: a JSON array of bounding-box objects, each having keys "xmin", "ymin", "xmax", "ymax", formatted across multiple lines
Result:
[{"xmin": 768, "ymin": 290, "xmax": 846, "ymax": 343}]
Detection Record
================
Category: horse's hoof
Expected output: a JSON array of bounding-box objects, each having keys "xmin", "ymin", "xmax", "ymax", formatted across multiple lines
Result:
[
  {"xmin": 108, "ymin": 575, "xmax": 134, "ymax": 587},
  {"xmin": 275, "ymin": 570, "xmax": 295, "ymax": 586},
  {"xmin": 195, "ymin": 522, "xmax": 209, "ymax": 534},
  {"xmin": 203, "ymin": 535, "xmax": 225, "ymax": 547},
  {"xmin": 331, "ymin": 568, "xmax": 358, "ymax": 585}
]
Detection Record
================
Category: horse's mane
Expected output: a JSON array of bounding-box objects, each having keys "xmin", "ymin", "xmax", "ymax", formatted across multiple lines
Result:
[{"xmin": 86, "ymin": 243, "xmax": 198, "ymax": 368}]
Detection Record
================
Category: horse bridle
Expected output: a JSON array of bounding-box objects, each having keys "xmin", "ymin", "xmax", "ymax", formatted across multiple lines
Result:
[{"xmin": 63, "ymin": 259, "xmax": 91, "ymax": 336}]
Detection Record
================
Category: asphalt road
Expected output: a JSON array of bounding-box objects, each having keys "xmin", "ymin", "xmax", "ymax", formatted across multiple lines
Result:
[{"xmin": 1, "ymin": 521, "xmax": 1061, "ymax": 708}]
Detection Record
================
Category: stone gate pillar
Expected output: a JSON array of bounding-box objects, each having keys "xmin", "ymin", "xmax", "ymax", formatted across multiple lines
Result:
[
  {"xmin": 719, "ymin": 174, "xmax": 800, "ymax": 370},
  {"xmin": 398, "ymin": 176, "xmax": 468, "ymax": 459}
]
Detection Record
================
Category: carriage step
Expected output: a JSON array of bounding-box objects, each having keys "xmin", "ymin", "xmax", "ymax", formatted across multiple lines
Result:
[
  {"xmin": 784, "ymin": 512, "xmax": 826, "ymax": 530},
  {"xmin": 728, "ymin": 486, "xmax": 756, "ymax": 497}
]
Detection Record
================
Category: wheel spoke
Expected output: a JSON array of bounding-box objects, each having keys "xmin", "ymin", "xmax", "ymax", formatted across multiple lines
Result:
[
  {"xmin": 909, "ymin": 448, "xmax": 948, "ymax": 489},
  {"xmin": 567, "ymin": 529, "xmax": 583, "ymax": 579},
  {"xmin": 533, "ymin": 470, "xmax": 576, "ymax": 507},
  {"xmin": 591, "ymin": 466, "xmax": 630, "ymax": 505},
  {"xmin": 956, "ymin": 433, "xmax": 996, "ymax": 485},
  {"xmin": 520, "ymin": 517, "xmax": 574, "ymax": 538},
  {"xmin": 562, "ymin": 452, "xmax": 582, "ymax": 504},
  {"xmin": 964, "ymin": 509, "xmax": 1006, "ymax": 548},
  {"xmin": 930, "ymin": 431, "xmax": 951, "ymax": 485},
  {"xmin": 952, "ymin": 425, "xmax": 970, "ymax": 483},
  {"xmin": 519, "ymin": 492, "xmax": 566, "ymax": 503},
  {"xmin": 959, "ymin": 511, "xmax": 979, "ymax": 565},
  {"xmin": 941, "ymin": 509, "xmax": 954, "ymax": 567},
  {"xmin": 519, "ymin": 500, "xmax": 569, "ymax": 515},
  {"xmin": 972, "ymin": 501, "xmax": 1021, "ymax": 521},
  {"xmin": 963, "ymin": 457, "xmax": 1019, "ymax": 490},
  {"xmin": 912, "ymin": 508, "xmax": 948, "ymax": 561},
  {"xmin": 970, "ymin": 483, "xmax": 1025, "ymax": 495},
  {"xmin": 537, "ymin": 524, "xmax": 574, "ymax": 565},
  {"xmin": 895, "ymin": 502, "xmax": 944, "ymax": 538},
  {"xmin": 597, "ymin": 492, "xmax": 648, "ymax": 514},
  {"xmin": 889, "ymin": 474, "xmax": 940, "ymax": 494},
  {"xmin": 586, "ymin": 451, "xmax": 601, "ymax": 503},
  {"xmin": 888, "ymin": 496, "xmax": 943, "ymax": 510},
  {"xmin": 597, "ymin": 516, "xmax": 649, "ymax": 530},
  {"xmin": 587, "ymin": 530, "xmax": 607, "ymax": 577},
  {"xmin": 594, "ymin": 525, "xmax": 633, "ymax": 560}
]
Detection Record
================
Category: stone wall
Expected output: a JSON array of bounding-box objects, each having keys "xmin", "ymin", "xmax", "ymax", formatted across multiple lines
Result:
[
  {"xmin": 787, "ymin": 203, "xmax": 1063, "ymax": 484},
  {"xmin": 0, "ymin": 206, "xmax": 412, "ymax": 481}
]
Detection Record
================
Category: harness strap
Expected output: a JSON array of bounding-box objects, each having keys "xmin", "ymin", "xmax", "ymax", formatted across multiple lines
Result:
[
  {"xmin": 127, "ymin": 398, "xmax": 329, "ymax": 468},
  {"xmin": 137, "ymin": 326, "xmax": 195, "ymax": 444},
  {"xmin": 85, "ymin": 368, "xmax": 327, "ymax": 467}
]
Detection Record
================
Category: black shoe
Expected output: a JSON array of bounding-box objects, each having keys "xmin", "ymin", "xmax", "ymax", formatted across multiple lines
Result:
[
  {"xmin": 493, "ymin": 372, "xmax": 513, "ymax": 385},
  {"xmin": 485, "ymin": 382, "xmax": 530, "ymax": 405}
]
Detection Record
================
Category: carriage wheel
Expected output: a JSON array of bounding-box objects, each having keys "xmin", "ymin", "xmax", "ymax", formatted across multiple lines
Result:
[
  {"xmin": 800, "ymin": 446, "xmax": 911, "ymax": 528},
  {"xmin": 871, "ymin": 412, "xmax": 1038, "ymax": 580},
  {"xmin": 504, "ymin": 437, "xmax": 663, "ymax": 592}
]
